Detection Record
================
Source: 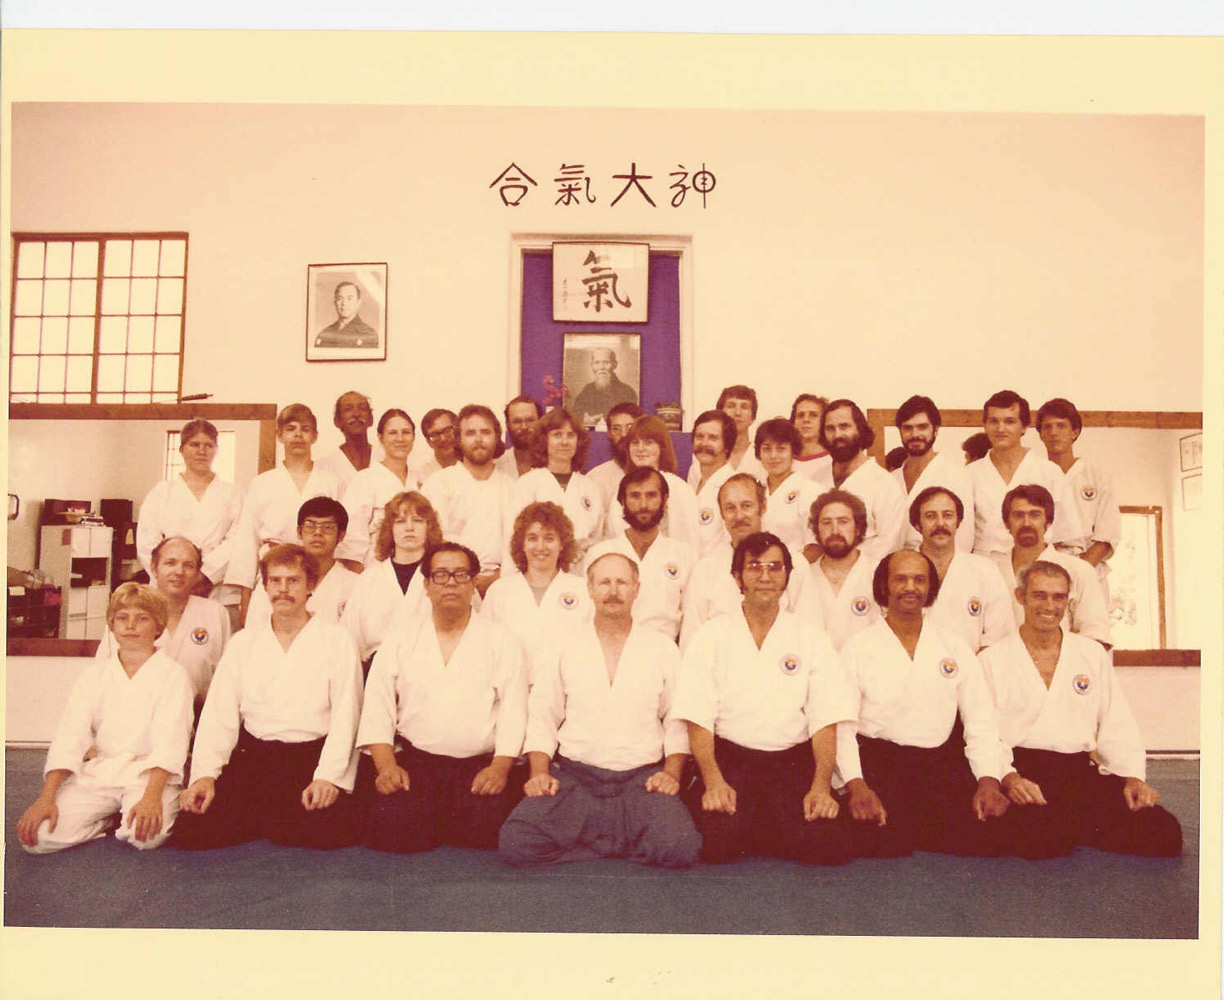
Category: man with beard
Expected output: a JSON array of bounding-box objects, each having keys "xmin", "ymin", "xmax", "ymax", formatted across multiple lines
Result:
[
  {"xmin": 675, "ymin": 532, "xmax": 857, "ymax": 865},
  {"xmin": 716, "ymin": 384, "xmax": 768, "ymax": 484},
  {"xmin": 584, "ymin": 466, "xmax": 696, "ymax": 641},
  {"xmin": 680, "ymin": 474, "xmax": 807, "ymax": 650},
  {"xmin": 587, "ymin": 402, "xmax": 643, "ymax": 513},
  {"xmin": 811, "ymin": 399, "xmax": 906, "ymax": 564},
  {"xmin": 422, "ymin": 404, "xmax": 517, "ymax": 598},
  {"xmin": 891, "ymin": 395, "xmax": 974, "ymax": 552},
  {"xmin": 573, "ymin": 347, "xmax": 638, "ymax": 428},
  {"xmin": 498, "ymin": 552, "xmax": 701, "ymax": 868},
  {"xmin": 685, "ymin": 409, "xmax": 739, "ymax": 557},
  {"xmin": 410, "ymin": 408, "xmax": 460, "ymax": 481},
  {"xmin": 912, "ymin": 487, "xmax": 1015, "ymax": 653},
  {"xmin": 316, "ymin": 391, "xmax": 374, "ymax": 491},
  {"xmin": 989, "ymin": 485, "xmax": 1111, "ymax": 647},
  {"xmin": 794, "ymin": 490, "xmax": 881, "ymax": 650},
  {"xmin": 496, "ymin": 395, "xmax": 542, "ymax": 480}
]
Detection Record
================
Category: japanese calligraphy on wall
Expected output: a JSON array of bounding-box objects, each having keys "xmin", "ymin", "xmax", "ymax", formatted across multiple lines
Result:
[
  {"xmin": 489, "ymin": 162, "xmax": 716, "ymax": 209},
  {"xmin": 553, "ymin": 243, "xmax": 649, "ymax": 323}
]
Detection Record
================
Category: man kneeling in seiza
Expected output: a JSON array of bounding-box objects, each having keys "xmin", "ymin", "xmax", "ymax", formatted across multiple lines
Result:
[
  {"xmin": 979, "ymin": 560, "xmax": 1182, "ymax": 857},
  {"xmin": 499, "ymin": 551, "xmax": 702, "ymax": 867}
]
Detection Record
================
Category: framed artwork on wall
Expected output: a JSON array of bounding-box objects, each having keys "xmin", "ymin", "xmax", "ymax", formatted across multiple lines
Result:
[
  {"xmin": 306, "ymin": 262, "xmax": 387, "ymax": 362},
  {"xmin": 562, "ymin": 332, "xmax": 641, "ymax": 430}
]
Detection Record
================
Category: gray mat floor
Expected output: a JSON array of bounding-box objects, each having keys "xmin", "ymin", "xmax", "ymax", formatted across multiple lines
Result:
[{"xmin": 3, "ymin": 749, "xmax": 1200, "ymax": 937}]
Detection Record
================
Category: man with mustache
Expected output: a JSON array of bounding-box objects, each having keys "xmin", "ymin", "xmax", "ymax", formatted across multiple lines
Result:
[
  {"xmin": 912, "ymin": 487, "xmax": 1015, "ymax": 653},
  {"xmin": 410, "ymin": 408, "xmax": 460, "ymax": 481},
  {"xmin": 316, "ymin": 391, "xmax": 374, "ymax": 492},
  {"xmin": 422, "ymin": 403, "xmax": 517, "ymax": 598},
  {"xmin": 794, "ymin": 489, "xmax": 881, "ymax": 650},
  {"xmin": 811, "ymin": 399, "xmax": 906, "ymax": 563},
  {"xmin": 988, "ymin": 485, "xmax": 1112, "ymax": 647},
  {"xmin": 680, "ymin": 473, "xmax": 807, "ymax": 650},
  {"xmin": 499, "ymin": 552, "xmax": 701, "ymax": 868},
  {"xmin": 496, "ymin": 395, "xmax": 543, "ymax": 480},
  {"xmin": 583, "ymin": 466, "xmax": 696, "ymax": 641},
  {"xmin": 891, "ymin": 395, "xmax": 974, "ymax": 552},
  {"xmin": 685, "ymin": 409, "xmax": 739, "ymax": 557},
  {"xmin": 586, "ymin": 402, "xmax": 643, "ymax": 513}
]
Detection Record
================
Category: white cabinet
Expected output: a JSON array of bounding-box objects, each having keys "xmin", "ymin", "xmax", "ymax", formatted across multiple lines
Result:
[{"xmin": 38, "ymin": 524, "xmax": 113, "ymax": 640}]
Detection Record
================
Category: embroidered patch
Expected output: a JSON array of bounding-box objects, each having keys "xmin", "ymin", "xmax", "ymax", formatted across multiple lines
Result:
[
  {"xmin": 851, "ymin": 596, "xmax": 871, "ymax": 616},
  {"xmin": 939, "ymin": 658, "xmax": 958, "ymax": 679},
  {"xmin": 665, "ymin": 562, "xmax": 680, "ymax": 579},
  {"xmin": 190, "ymin": 627, "xmax": 209, "ymax": 645},
  {"xmin": 780, "ymin": 654, "xmax": 800, "ymax": 675},
  {"xmin": 1073, "ymin": 673, "xmax": 1092, "ymax": 695},
  {"xmin": 581, "ymin": 495, "xmax": 593, "ymax": 511},
  {"xmin": 785, "ymin": 490, "xmax": 799, "ymax": 505},
  {"xmin": 699, "ymin": 508, "xmax": 714, "ymax": 525},
  {"xmin": 559, "ymin": 592, "xmax": 579, "ymax": 610},
  {"xmin": 1080, "ymin": 486, "xmax": 1097, "ymax": 501},
  {"xmin": 967, "ymin": 597, "xmax": 982, "ymax": 617}
]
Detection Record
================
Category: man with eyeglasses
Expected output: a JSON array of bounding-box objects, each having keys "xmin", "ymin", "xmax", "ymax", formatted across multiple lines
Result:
[
  {"xmin": 358, "ymin": 542, "xmax": 528, "ymax": 854},
  {"xmin": 673, "ymin": 531, "xmax": 857, "ymax": 865},
  {"xmin": 586, "ymin": 402, "xmax": 643, "ymax": 513},
  {"xmin": 410, "ymin": 408, "xmax": 461, "ymax": 481},
  {"xmin": 242, "ymin": 497, "xmax": 357, "ymax": 626}
]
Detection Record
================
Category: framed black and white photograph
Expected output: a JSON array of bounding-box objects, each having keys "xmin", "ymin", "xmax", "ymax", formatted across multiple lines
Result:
[
  {"xmin": 562, "ymin": 332, "xmax": 641, "ymax": 430},
  {"xmin": 306, "ymin": 262, "xmax": 387, "ymax": 362}
]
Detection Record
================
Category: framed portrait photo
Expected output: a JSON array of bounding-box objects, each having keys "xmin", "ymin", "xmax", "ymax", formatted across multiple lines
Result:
[
  {"xmin": 306, "ymin": 262, "xmax": 388, "ymax": 362},
  {"xmin": 562, "ymin": 332, "xmax": 641, "ymax": 430}
]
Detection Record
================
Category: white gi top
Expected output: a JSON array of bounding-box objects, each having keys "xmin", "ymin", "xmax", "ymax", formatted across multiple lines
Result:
[
  {"xmin": 495, "ymin": 449, "xmax": 525, "ymax": 481},
  {"xmin": 421, "ymin": 463, "xmax": 517, "ymax": 573},
  {"xmin": 244, "ymin": 561, "xmax": 358, "ymax": 629},
  {"xmin": 1063, "ymin": 456, "xmax": 1121, "ymax": 561},
  {"xmin": 925, "ymin": 551, "xmax": 1017, "ymax": 653},
  {"xmin": 892, "ymin": 452, "xmax": 975, "ymax": 553},
  {"xmin": 685, "ymin": 461, "xmax": 736, "ymax": 558},
  {"xmin": 340, "ymin": 558, "xmax": 428, "ymax": 661},
  {"xmin": 480, "ymin": 570, "xmax": 593, "ymax": 679},
  {"xmin": 674, "ymin": 610, "xmax": 856, "ymax": 753},
  {"xmin": 584, "ymin": 534, "xmax": 697, "ymax": 641},
  {"xmin": 316, "ymin": 446, "xmax": 374, "ymax": 494},
  {"xmin": 679, "ymin": 540, "xmax": 807, "ymax": 651},
  {"xmin": 189, "ymin": 616, "xmax": 362, "ymax": 791},
  {"xmin": 836, "ymin": 619, "xmax": 1010, "ymax": 783},
  {"xmin": 408, "ymin": 453, "xmax": 445, "ymax": 481},
  {"xmin": 793, "ymin": 453, "xmax": 832, "ymax": 482},
  {"xmin": 968, "ymin": 450, "xmax": 1086, "ymax": 556},
  {"xmin": 46, "ymin": 650, "xmax": 194, "ymax": 787},
  {"xmin": 587, "ymin": 459, "xmax": 626, "ymax": 514},
  {"xmin": 226, "ymin": 464, "xmax": 343, "ymax": 588},
  {"xmin": 358, "ymin": 613, "xmax": 527, "ymax": 760},
  {"xmin": 793, "ymin": 552, "xmax": 881, "ymax": 651},
  {"xmin": 761, "ymin": 471, "xmax": 822, "ymax": 554},
  {"xmin": 136, "ymin": 475, "xmax": 244, "ymax": 584},
  {"xmin": 512, "ymin": 468, "xmax": 605, "ymax": 554},
  {"xmin": 527, "ymin": 623, "xmax": 688, "ymax": 771},
  {"xmin": 604, "ymin": 470, "xmax": 702, "ymax": 553},
  {"xmin": 336, "ymin": 462, "xmax": 423, "ymax": 567},
  {"xmin": 95, "ymin": 595, "xmax": 230, "ymax": 700},
  {"xmin": 813, "ymin": 458, "xmax": 908, "ymax": 564},
  {"xmin": 728, "ymin": 448, "xmax": 769, "ymax": 486},
  {"xmin": 988, "ymin": 547, "xmax": 1112, "ymax": 646},
  {"xmin": 979, "ymin": 631, "xmax": 1146, "ymax": 780}
]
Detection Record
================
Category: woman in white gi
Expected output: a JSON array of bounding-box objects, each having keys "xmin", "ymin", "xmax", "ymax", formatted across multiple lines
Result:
[
  {"xmin": 754, "ymin": 417, "xmax": 821, "ymax": 554},
  {"xmin": 481, "ymin": 501, "xmax": 593, "ymax": 680},
  {"xmin": 512, "ymin": 407, "xmax": 604, "ymax": 559},
  {"xmin": 17, "ymin": 583, "xmax": 193, "ymax": 853},
  {"xmin": 336, "ymin": 408, "xmax": 422, "ymax": 569},
  {"xmin": 342, "ymin": 490, "xmax": 443, "ymax": 666},
  {"xmin": 136, "ymin": 419, "xmax": 243, "ymax": 598},
  {"xmin": 96, "ymin": 536, "xmax": 230, "ymax": 709},
  {"xmin": 604, "ymin": 414, "xmax": 701, "ymax": 549}
]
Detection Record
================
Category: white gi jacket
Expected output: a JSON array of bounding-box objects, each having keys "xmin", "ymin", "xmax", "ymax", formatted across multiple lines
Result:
[
  {"xmin": 244, "ymin": 561, "xmax": 358, "ymax": 629},
  {"xmin": 925, "ymin": 550, "xmax": 1017, "ymax": 653},
  {"xmin": 685, "ymin": 461, "xmax": 736, "ymax": 558},
  {"xmin": 979, "ymin": 631, "xmax": 1146, "ymax": 780},
  {"xmin": 603, "ymin": 470, "xmax": 703, "ymax": 553},
  {"xmin": 968, "ymin": 450, "xmax": 1086, "ymax": 556},
  {"xmin": 892, "ymin": 452, "xmax": 975, "ymax": 553},
  {"xmin": 512, "ymin": 468, "xmax": 605, "ymax": 555},
  {"xmin": 480, "ymin": 570, "xmax": 594, "ymax": 679},
  {"xmin": 340, "ymin": 558, "xmax": 429, "ymax": 661},
  {"xmin": 526, "ymin": 623, "xmax": 688, "ymax": 771},
  {"xmin": 813, "ymin": 458, "xmax": 908, "ymax": 564},
  {"xmin": 189, "ymin": 616, "xmax": 362, "ymax": 791},
  {"xmin": 337, "ymin": 462, "xmax": 423, "ymax": 567},
  {"xmin": 584, "ymin": 534, "xmax": 697, "ymax": 641},
  {"xmin": 793, "ymin": 552, "xmax": 881, "ymax": 651},
  {"xmin": 421, "ymin": 463, "xmax": 517, "ymax": 573},
  {"xmin": 761, "ymin": 470, "xmax": 822, "ymax": 554},
  {"xmin": 137, "ymin": 475, "xmax": 244, "ymax": 584},
  {"xmin": 989, "ymin": 547, "xmax": 1113, "ymax": 646}
]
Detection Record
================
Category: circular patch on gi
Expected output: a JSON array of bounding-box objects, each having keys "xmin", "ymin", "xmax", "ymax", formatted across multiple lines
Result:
[
  {"xmin": 785, "ymin": 490, "xmax": 799, "ymax": 505},
  {"xmin": 559, "ymin": 591, "xmax": 579, "ymax": 610},
  {"xmin": 851, "ymin": 596, "xmax": 871, "ymax": 616},
  {"xmin": 699, "ymin": 507, "xmax": 714, "ymax": 525},
  {"xmin": 665, "ymin": 562, "xmax": 680, "ymax": 579},
  {"xmin": 190, "ymin": 627, "xmax": 209, "ymax": 645},
  {"xmin": 966, "ymin": 597, "xmax": 982, "ymax": 617},
  {"xmin": 1073, "ymin": 673, "xmax": 1092, "ymax": 695},
  {"xmin": 779, "ymin": 653, "xmax": 800, "ymax": 675},
  {"xmin": 939, "ymin": 657, "xmax": 958, "ymax": 679},
  {"xmin": 1080, "ymin": 485, "xmax": 1097, "ymax": 501},
  {"xmin": 581, "ymin": 495, "xmax": 593, "ymax": 511}
]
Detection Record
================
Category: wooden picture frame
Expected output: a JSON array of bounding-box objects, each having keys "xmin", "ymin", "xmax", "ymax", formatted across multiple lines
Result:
[{"xmin": 305, "ymin": 262, "xmax": 387, "ymax": 362}]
